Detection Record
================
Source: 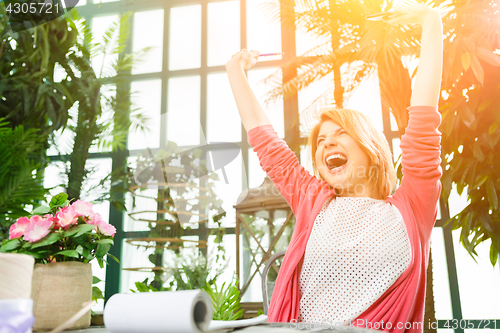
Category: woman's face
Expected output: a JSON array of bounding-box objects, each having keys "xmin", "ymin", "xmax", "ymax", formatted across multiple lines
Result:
[{"xmin": 315, "ymin": 120, "xmax": 375, "ymax": 198}]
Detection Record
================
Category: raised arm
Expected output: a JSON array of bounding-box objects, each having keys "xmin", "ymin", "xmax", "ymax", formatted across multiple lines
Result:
[
  {"xmin": 386, "ymin": 4, "xmax": 443, "ymax": 106},
  {"xmin": 385, "ymin": 5, "xmax": 444, "ymax": 238},
  {"xmin": 225, "ymin": 50, "xmax": 272, "ymax": 132},
  {"xmin": 225, "ymin": 50, "xmax": 334, "ymax": 214}
]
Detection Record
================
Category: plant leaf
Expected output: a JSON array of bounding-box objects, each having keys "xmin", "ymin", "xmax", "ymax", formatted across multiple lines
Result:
[
  {"xmin": 63, "ymin": 224, "xmax": 96, "ymax": 238},
  {"xmin": 55, "ymin": 250, "xmax": 79, "ymax": 258},
  {"xmin": 49, "ymin": 193, "xmax": 68, "ymax": 209},
  {"xmin": 486, "ymin": 179, "xmax": 498, "ymax": 210},
  {"xmin": 31, "ymin": 205, "xmax": 50, "ymax": 215},
  {"xmin": 0, "ymin": 239, "xmax": 22, "ymax": 252},
  {"xmin": 461, "ymin": 52, "xmax": 471, "ymax": 71},
  {"xmin": 30, "ymin": 233, "xmax": 63, "ymax": 249},
  {"xmin": 96, "ymin": 238, "xmax": 114, "ymax": 245}
]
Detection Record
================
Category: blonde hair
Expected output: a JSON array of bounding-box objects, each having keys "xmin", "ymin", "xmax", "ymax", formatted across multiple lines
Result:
[{"xmin": 308, "ymin": 108, "xmax": 396, "ymax": 199}]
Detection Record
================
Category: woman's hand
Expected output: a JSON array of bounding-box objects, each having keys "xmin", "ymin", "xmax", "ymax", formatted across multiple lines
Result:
[
  {"xmin": 383, "ymin": 3, "xmax": 440, "ymax": 26},
  {"xmin": 226, "ymin": 49, "xmax": 260, "ymax": 70}
]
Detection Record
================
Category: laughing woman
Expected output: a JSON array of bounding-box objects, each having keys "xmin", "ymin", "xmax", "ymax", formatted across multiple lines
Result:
[{"xmin": 226, "ymin": 3, "xmax": 443, "ymax": 332}]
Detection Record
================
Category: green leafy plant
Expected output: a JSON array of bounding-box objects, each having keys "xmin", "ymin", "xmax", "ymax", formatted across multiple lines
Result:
[
  {"xmin": 130, "ymin": 275, "xmax": 245, "ymax": 321},
  {"xmin": 130, "ymin": 278, "xmax": 162, "ymax": 293},
  {"xmin": 92, "ymin": 275, "xmax": 105, "ymax": 301},
  {"xmin": 0, "ymin": 120, "xmax": 47, "ymax": 241},
  {"xmin": 50, "ymin": 10, "xmax": 151, "ymax": 203},
  {"xmin": 124, "ymin": 142, "xmax": 228, "ymax": 290},
  {"xmin": 202, "ymin": 277, "xmax": 244, "ymax": 321},
  {"xmin": 0, "ymin": 192, "xmax": 118, "ymax": 267}
]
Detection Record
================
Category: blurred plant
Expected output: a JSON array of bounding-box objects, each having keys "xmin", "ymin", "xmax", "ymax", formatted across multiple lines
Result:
[
  {"xmin": 438, "ymin": 0, "xmax": 500, "ymax": 266},
  {"xmin": 0, "ymin": 120, "xmax": 47, "ymax": 241},
  {"xmin": 202, "ymin": 277, "xmax": 244, "ymax": 321},
  {"xmin": 170, "ymin": 249, "xmax": 227, "ymax": 291},
  {"xmin": 124, "ymin": 141, "xmax": 227, "ymax": 290},
  {"xmin": 130, "ymin": 274, "xmax": 244, "ymax": 321},
  {"xmin": 0, "ymin": 4, "xmax": 74, "ymax": 156},
  {"xmin": 0, "ymin": 4, "xmax": 76, "ymax": 241},
  {"xmin": 50, "ymin": 10, "xmax": 151, "ymax": 203}
]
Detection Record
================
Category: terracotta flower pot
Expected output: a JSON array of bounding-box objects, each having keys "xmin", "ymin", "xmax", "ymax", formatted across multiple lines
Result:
[{"xmin": 31, "ymin": 262, "xmax": 92, "ymax": 331}]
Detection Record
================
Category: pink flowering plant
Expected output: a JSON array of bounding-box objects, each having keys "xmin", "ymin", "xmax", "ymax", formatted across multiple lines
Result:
[{"xmin": 0, "ymin": 193, "xmax": 117, "ymax": 267}]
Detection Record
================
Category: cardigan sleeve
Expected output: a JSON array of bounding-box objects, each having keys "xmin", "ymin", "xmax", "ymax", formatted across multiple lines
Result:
[
  {"xmin": 395, "ymin": 106, "xmax": 443, "ymax": 238},
  {"xmin": 247, "ymin": 125, "xmax": 331, "ymax": 215}
]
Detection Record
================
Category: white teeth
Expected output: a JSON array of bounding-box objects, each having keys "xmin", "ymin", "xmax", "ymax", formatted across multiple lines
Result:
[{"xmin": 326, "ymin": 154, "xmax": 347, "ymax": 162}]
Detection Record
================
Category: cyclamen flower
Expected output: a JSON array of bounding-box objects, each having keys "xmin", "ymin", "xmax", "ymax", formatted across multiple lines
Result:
[
  {"xmin": 98, "ymin": 223, "xmax": 116, "ymax": 237},
  {"xmin": 23, "ymin": 218, "xmax": 53, "ymax": 242},
  {"xmin": 71, "ymin": 200, "xmax": 94, "ymax": 217},
  {"xmin": 56, "ymin": 206, "xmax": 78, "ymax": 227},
  {"xmin": 9, "ymin": 217, "xmax": 31, "ymax": 239}
]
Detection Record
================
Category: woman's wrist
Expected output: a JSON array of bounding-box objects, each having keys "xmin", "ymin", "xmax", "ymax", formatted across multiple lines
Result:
[{"xmin": 225, "ymin": 56, "xmax": 244, "ymax": 72}]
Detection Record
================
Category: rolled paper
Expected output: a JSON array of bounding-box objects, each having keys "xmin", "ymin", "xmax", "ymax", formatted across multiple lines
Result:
[
  {"xmin": 104, "ymin": 290, "xmax": 268, "ymax": 333},
  {"xmin": 0, "ymin": 253, "xmax": 35, "ymax": 299},
  {"xmin": 104, "ymin": 290, "xmax": 212, "ymax": 333}
]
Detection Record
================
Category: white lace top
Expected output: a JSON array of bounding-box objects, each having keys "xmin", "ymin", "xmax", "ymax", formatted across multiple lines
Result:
[{"xmin": 298, "ymin": 196, "xmax": 412, "ymax": 324}]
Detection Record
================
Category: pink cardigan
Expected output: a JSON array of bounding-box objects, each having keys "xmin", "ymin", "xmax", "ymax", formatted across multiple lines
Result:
[{"xmin": 247, "ymin": 106, "xmax": 442, "ymax": 333}]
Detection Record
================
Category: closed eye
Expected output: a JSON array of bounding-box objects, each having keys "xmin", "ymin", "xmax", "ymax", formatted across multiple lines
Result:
[{"xmin": 317, "ymin": 129, "xmax": 347, "ymax": 145}]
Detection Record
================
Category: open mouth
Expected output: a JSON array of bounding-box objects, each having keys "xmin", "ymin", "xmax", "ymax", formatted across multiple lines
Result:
[{"xmin": 326, "ymin": 153, "xmax": 348, "ymax": 171}]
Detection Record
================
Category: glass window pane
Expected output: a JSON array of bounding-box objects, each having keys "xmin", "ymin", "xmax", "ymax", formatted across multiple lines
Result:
[
  {"xmin": 247, "ymin": 0, "xmax": 281, "ymax": 62},
  {"xmin": 124, "ymin": 189, "xmax": 158, "ymax": 232},
  {"xmin": 47, "ymin": 102, "xmax": 78, "ymax": 156},
  {"xmin": 167, "ymin": 76, "xmax": 201, "ymax": 147},
  {"xmin": 247, "ymin": 68, "xmax": 284, "ymax": 138},
  {"xmin": 297, "ymin": 72, "xmax": 334, "ymax": 137},
  {"xmin": 300, "ymin": 144, "xmax": 315, "ymax": 177},
  {"xmin": 90, "ymin": 84, "xmax": 115, "ymax": 153},
  {"xmin": 128, "ymin": 80, "xmax": 162, "ymax": 150},
  {"xmin": 430, "ymin": 228, "xmax": 453, "ymax": 320},
  {"xmin": 120, "ymin": 238, "xmax": 156, "ymax": 292},
  {"xmin": 209, "ymin": 149, "xmax": 243, "ymax": 228},
  {"xmin": 43, "ymin": 162, "xmax": 68, "ymax": 197},
  {"xmin": 169, "ymin": 5, "xmax": 201, "ymax": 70},
  {"xmin": 448, "ymin": 184, "xmax": 469, "ymax": 218},
  {"xmin": 208, "ymin": 1, "xmax": 240, "ymax": 67},
  {"xmin": 392, "ymin": 138, "xmax": 401, "ymax": 164},
  {"xmin": 207, "ymin": 234, "xmax": 236, "ymax": 285},
  {"xmin": 248, "ymin": 148, "xmax": 266, "ymax": 189},
  {"xmin": 295, "ymin": 20, "xmax": 331, "ymax": 56},
  {"xmin": 92, "ymin": 15, "xmax": 119, "ymax": 76},
  {"xmin": 452, "ymin": 230, "xmax": 500, "ymax": 321},
  {"xmin": 390, "ymin": 111, "xmax": 399, "ymax": 132},
  {"xmin": 344, "ymin": 68, "xmax": 383, "ymax": 133},
  {"xmin": 133, "ymin": 9, "xmax": 164, "ymax": 74},
  {"xmin": 207, "ymin": 73, "xmax": 241, "ymax": 143}
]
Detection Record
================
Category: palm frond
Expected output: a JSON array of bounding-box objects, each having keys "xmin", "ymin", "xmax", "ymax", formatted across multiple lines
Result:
[{"xmin": 115, "ymin": 12, "xmax": 133, "ymax": 55}]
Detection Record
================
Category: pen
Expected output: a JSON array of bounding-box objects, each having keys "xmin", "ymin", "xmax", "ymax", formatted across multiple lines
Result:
[{"xmin": 258, "ymin": 52, "xmax": 284, "ymax": 57}]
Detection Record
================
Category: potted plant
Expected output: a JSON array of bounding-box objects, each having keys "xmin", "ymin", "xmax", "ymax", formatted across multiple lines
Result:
[{"xmin": 0, "ymin": 192, "xmax": 117, "ymax": 331}]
